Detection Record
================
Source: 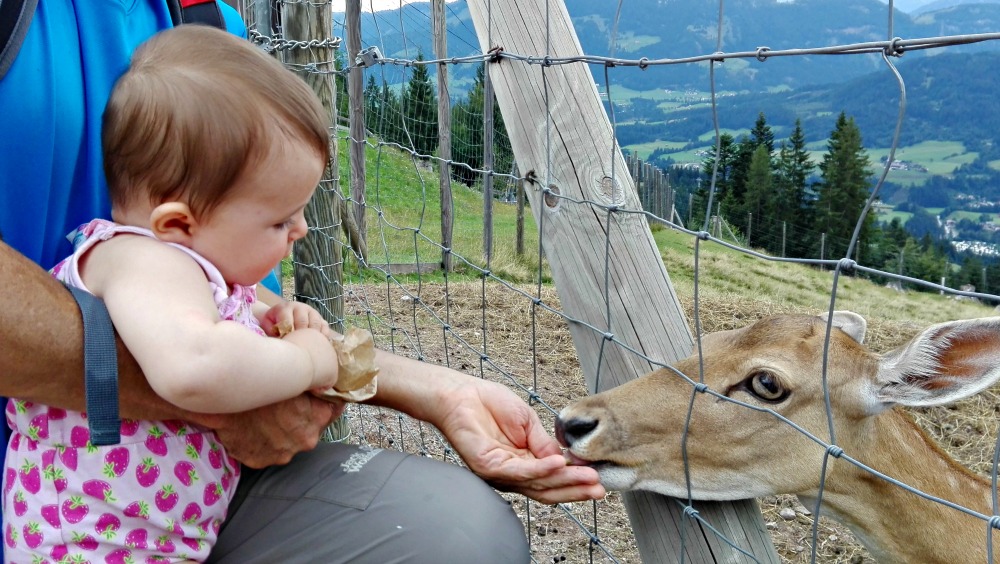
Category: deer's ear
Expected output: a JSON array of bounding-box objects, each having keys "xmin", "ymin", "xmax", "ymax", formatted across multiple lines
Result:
[
  {"xmin": 875, "ymin": 317, "xmax": 1000, "ymax": 407},
  {"xmin": 819, "ymin": 311, "xmax": 867, "ymax": 344}
]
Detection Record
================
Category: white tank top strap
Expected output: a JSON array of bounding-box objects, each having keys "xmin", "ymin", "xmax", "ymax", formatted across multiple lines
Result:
[{"xmin": 59, "ymin": 219, "xmax": 230, "ymax": 302}]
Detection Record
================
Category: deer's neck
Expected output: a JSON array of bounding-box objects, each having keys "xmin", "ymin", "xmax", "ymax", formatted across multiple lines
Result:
[{"xmin": 801, "ymin": 410, "xmax": 996, "ymax": 564}]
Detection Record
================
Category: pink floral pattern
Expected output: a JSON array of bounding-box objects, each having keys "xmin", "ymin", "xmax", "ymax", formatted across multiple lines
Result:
[{"xmin": 2, "ymin": 220, "xmax": 253, "ymax": 562}]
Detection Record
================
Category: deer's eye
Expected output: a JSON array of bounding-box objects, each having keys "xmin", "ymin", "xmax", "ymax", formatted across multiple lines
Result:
[{"xmin": 747, "ymin": 371, "xmax": 788, "ymax": 403}]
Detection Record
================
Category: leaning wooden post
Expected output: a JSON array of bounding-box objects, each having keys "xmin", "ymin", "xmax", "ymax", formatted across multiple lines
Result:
[
  {"xmin": 467, "ymin": 1, "xmax": 779, "ymax": 562},
  {"xmin": 345, "ymin": 0, "xmax": 368, "ymax": 251},
  {"xmin": 432, "ymin": 0, "xmax": 454, "ymax": 271}
]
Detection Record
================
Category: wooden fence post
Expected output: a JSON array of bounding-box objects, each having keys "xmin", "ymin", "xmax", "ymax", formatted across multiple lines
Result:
[
  {"xmin": 282, "ymin": 1, "xmax": 344, "ymax": 332},
  {"xmin": 345, "ymin": 0, "xmax": 368, "ymax": 253},
  {"xmin": 466, "ymin": 0, "xmax": 779, "ymax": 561},
  {"xmin": 432, "ymin": 0, "xmax": 454, "ymax": 271},
  {"xmin": 483, "ymin": 56, "xmax": 495, "ymax": 261}
]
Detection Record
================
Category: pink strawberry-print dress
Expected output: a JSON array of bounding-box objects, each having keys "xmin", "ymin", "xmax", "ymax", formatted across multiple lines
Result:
[{"xmin": 3, "ymin": 219, "xmax": 252, "ymax": 563}]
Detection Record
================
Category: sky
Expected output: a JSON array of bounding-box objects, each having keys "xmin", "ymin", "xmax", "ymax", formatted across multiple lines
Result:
[
  {"xmin": 330, "ymin": 0, "xmax": 459, "ymax": 13},
  {"xmin": 334, "ymin": 0, "xmax": 953, "ymax": 13},
  {"xmin": 331, "ymin": 0, "xmax": 962, "ymax": 14}
]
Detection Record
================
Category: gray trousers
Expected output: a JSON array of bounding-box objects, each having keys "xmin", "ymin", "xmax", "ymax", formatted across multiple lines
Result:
[{"xmin": 207, "ymin": 443, "xmax": 529, "ymax": 563}]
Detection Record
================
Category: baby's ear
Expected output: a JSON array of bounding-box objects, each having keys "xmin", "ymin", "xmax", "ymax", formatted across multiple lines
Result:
[{"xmin": 150, "ymin": 202, "xmax": 198, "ymax": 245}]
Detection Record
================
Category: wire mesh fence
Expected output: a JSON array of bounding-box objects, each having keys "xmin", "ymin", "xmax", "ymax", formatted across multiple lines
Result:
[{"xmin": 249, "ymin": 0, "xmax": 1000, "ymax": 561}]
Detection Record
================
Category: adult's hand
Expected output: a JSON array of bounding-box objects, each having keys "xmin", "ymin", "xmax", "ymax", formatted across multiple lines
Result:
[
  {"xmin": 203, "ymin": 394, "xmax": 344, "ymax": 468},
  {"xmin": 430, "ymin": 378, "xmax": 606, "ymax": 504}
]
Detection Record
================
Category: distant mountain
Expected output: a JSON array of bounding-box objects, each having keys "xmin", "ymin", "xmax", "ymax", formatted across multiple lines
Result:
[
  {"xmin": 567, "ymin": 0, "xmax": 1000, "ymax": 91},
  {"xmin": 911, "ymin": 0, "xmax": 1000, "ymax": 16},
  {"xmin": 884, "ymin": 0, "xmax": 1000, "ymax": 15},
  {"xmin": 338, "ymin": 0, "xmax": 1000, "ymax": 93},
  {"xmin": 615, "ymin": 49, "xmax": 1000, "ymax": 149}
]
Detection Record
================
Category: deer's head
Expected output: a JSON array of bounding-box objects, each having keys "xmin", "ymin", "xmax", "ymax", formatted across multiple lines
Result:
[{"xmin": 556, "ymin": 312, "xmax": 1000, "ymax": 500}]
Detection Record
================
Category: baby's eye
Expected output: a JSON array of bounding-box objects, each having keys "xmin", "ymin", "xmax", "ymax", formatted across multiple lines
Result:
[{"xmin": 275, "ymin": 219, "xmax": 294, "ymax": 230}]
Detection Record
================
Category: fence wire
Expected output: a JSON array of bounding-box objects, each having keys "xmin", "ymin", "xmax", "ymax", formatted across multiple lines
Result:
[{"xmin": 248, "ymin": 0, "xmax": 1000, "ymax": 562}]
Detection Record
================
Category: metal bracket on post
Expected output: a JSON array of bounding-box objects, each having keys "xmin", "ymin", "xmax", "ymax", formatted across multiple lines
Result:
[{"xmin": 355, "ymin": 46, "xmax": 382, "ymax": 68}]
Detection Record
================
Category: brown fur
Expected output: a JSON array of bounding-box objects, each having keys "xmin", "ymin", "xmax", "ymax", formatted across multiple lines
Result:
[{"xmin": 557, "ymin": 314, "xmax": 1000, "ymax": 563}]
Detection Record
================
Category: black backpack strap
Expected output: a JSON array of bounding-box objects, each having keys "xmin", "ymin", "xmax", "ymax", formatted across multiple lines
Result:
[
  {"xmin": 0, "ymin": 0, "xmax": 37, "ymax": 80},
  {"xmin": 167, "ymin": 0, "xmax": 225, "ymax": 29},
  {"xmin": 64, "ymin": 285, "xmax": 121, "ymax": 447}
]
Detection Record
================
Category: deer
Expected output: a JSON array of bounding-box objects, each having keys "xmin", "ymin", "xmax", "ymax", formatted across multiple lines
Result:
[{"xmin": 555, "ymin": 312, "xmax": 1000, "ymax": 563}]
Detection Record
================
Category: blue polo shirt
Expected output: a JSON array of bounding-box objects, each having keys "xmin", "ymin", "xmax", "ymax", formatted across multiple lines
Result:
[{"xmin": 0, "ymin": 0, "xmax": 256, "ymax": 542}]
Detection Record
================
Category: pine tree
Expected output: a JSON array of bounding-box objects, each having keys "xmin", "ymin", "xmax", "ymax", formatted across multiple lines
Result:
[
  {"xmin": 369, "ymin": 78, "xmax": 404, "ymax": 147},
  {"xmin": 724, "ymin": 113, "xmax": 774, "ymax": 238},
  {"xmin": 750, "ymin": 112, "xmax": 775, "ymax": 154},
  {"xmin": 449, "ymin": 64, "xmax": 513, "ymax": 188},
  {"xmin": 363, "ymin": 75, "xmax": 384, "ymax": 136},
  {"xmin": 744, "ymin": 144, "xmax": 775, "ymax": 251},
  {"xmin": 814, "ymin": 112, "xmax": 873, "ymax": 262},
  {"xmin": 774, "ymin": 119, "xmax": 814, "ymax": 257},
  {"xmin": 401, "ymin": 52, "xmax": 438, "ymax": 157},
  {"xmin": 334, "ymin": 49, "xmax": 350, "ymax": 119},
  {"xmin": 451, "ymin": 65, "xmax": 486, "ymax": 185},
  {"xmin": 697, "ymin": 133, "xmax": 737, "ymax": 229}
]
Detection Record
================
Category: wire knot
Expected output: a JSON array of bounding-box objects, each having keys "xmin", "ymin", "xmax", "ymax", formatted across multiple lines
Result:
[
  {"xmin": 885, "ymin": 37, "xmax": 904, "ymax": 58},
  {"xmin": 683, "ymin": 506, "xmax": 700, "ymax": 519},
  {"xmin": 697, "ymin": 231, "xmax": 711, "ymax": 241},
  {"xmin": 989, "ymin": 516, "xmax": 1000, "ymax": 530},
  {"xmin": 638, "ymin": 57, "xmax": 649, "ymax": 70},
  {"xmin": 693, "ymin": 383, "xmax": 709, "ymax": 393},
  {"xmin": 837, "ymin": 258, "xmax": 857, "ymax": 274},
  {"xmin": 826, "ymin": 445, "xmax": 844, "ymax": 458},
  {"xmin": 755, "ymin": 46, "xmax": 771, "ymax": 62}
]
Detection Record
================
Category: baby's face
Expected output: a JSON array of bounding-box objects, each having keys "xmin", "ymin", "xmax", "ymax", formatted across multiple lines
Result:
[{"xmin": 189, "ymin": 137, "xmax": 325, "ymax": 287}]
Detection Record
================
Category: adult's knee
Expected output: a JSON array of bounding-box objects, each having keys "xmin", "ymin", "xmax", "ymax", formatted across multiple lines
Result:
[{"xmin": 384, "ymin": 455, "xmax": 529, "ymax": 563}]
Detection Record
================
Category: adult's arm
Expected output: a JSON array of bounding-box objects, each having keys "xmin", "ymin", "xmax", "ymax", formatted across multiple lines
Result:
[
  {"xmin": 0, "ymin": 241, "xmax": 339, "ymax": 467},
  {"xmin": 367, "ymin": 349, "xmax": 606, "ymax": 504}
]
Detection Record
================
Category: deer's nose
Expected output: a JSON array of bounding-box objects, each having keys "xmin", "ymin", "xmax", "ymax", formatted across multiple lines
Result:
[{"xmin": 555, "ymin": 416, "xmax": 599, "ymax": 447}]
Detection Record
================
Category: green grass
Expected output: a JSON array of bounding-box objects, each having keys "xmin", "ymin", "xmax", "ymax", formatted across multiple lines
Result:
[
  {"xmin": 698, "ymin": 128, "xmax": 745, "ymax": 142},
  {"xmin": 878, "ymin": 210, "xmax": 914, "ymax": 225},
  {"xmin": 653, "ymin": 228, "xmax": 995, "ymax": 323},
  {"xmin": 328, "ymin": 140, "xmax": 997, "ymax": 326},
  {"xmin": 613, "ymin": 32, "xmax": 661, "ymax": 53},
  {"xmin": 624, "ymin": 140, "xmax": 688, "ymax": 159},
  {"xmin": 946, "ymin": 210, "xmax": 996, "ymax": 223},
  {"xmin": 868, "ymin": 141, "xmax": 977, "ymax": 180},
  {"xmin": 336, "ymin": 138, "xmax": 543, "ymax": 282}
]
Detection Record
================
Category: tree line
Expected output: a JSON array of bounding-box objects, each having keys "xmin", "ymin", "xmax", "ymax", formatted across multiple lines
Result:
[
  {"xmin": 359, "ymin": 59, "xmax": 514, "ymax": 189},
  {"xmin": 683, "ymin": 112, "xmax": 991, "ymax": 295}
]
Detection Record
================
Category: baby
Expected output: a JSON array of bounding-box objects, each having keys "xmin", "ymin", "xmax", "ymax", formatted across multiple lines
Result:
[{"xmin": 3, "ymin": 25, "xmax": 339, "ymax": 562}]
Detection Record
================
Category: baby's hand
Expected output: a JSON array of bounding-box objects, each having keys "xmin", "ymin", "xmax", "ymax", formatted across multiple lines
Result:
[{"xmin": 259, "ymin": 302, "xmax": 332, "ymax": 339}]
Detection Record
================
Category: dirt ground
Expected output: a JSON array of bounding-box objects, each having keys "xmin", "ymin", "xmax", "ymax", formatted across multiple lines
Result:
[{"xmin": 335, "ymin": 280, "xmax": 999, "ymax": 563}]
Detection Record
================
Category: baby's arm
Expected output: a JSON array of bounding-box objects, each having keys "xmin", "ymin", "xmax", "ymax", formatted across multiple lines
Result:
[{"xmin": 80, "ymin": 235, "xmax": 339, "ymax": 413}]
